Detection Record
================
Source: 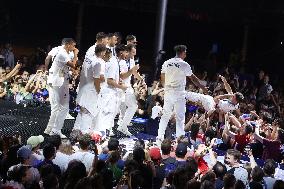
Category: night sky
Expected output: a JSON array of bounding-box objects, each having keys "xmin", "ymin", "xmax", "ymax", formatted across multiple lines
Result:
[{"xmin": 1, "ymin": 0, "xmax": 284, "ymax": 77}]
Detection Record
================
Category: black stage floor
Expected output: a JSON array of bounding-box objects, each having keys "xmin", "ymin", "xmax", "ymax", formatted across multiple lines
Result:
[{"xmin": 0, "ymin": 100, "xmax": 146, "ymax": 143}]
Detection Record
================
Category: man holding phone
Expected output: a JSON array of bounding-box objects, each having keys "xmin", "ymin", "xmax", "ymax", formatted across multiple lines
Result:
[{"xmin": 117, "ymin": 44, "xmax": 142, "ymax": 136}]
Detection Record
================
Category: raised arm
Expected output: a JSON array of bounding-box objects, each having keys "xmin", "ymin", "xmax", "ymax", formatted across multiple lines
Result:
[
  {"xmin": 228, "ymin": 113, "xmax": 242, "ymax": 128},
  {"xmin": 189, "ymin": 74, "xmax": 208, "ymax": 94},
  {"xmin": 253, "ymin": 125, "xmax": 264, "ymax": 143},
  {"xmin": 132, "ymin": 70, "xmax": 143, "ymax": 80},
  {"xmin": 25, "ymin": 73, "xmax": 37, "ymax": 92},
  {"xmin": 219, "ymin": 75, "xmax": 233, "ymax": 94},
  {"xmin": 1, "ymin": 63, "xmax": 21, "ymax": 82},
  {"xmin": 66, "ymin": 48, "xmax": 79, "ymax": 69},
  {"xmin": 184, "ymin": 114, "xmax": 196, "ymax": 132}
]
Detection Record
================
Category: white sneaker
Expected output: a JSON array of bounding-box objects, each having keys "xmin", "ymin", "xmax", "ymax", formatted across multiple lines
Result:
[
  {"xmin": 117, "ymin": 126, "xmax": 132, "ymax": 136},
  {"xmin": 44, "ymin": 127, "xmax": 52, "ymax": 135},
  {"xmin": 49, "ymin": 130, "xmax": 67, "ymax": 138},
  {"xmin": 65, "ymin": 113, "xmax": 75, "ymax": 120}
]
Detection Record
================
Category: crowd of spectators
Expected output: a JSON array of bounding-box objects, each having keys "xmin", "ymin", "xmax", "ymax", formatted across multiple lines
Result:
[{"xmin": 1, "ymin": 38, "xmax": 284, "ymax": 189}]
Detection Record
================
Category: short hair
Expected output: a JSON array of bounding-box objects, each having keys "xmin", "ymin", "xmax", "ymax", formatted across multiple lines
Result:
[
  {"xmin": 61, "ymin": 38, "xmax": 67, "ymax": 45},
  {"xmin": 174, "ymin": 45, "xmax": 187, "ymax": 55},
  {"xmin": 185, "ymin": 157, "xmax": 198, "ymax": 179},
  {"xmin": 43, "ymin": 143, "xmax": 56, "ymax": 160},
  {"xmin": 129, "ymin": 170, "xmax": 144, "ymax": 189},
  {"xmin": 42, "ymin": 174, "xmax": 59, "ymax": 189},
  {"xmin": 126, "ymin": 35, "xmax": 136, "ymax": 42},
  {"xmin": 235, "ymin": 92, "xmax": 244, "ymax": 102},
  {"xmin": 108, "ymin": 151, "xmax": 121, "ymax": 164},
  {"xmin": 223, "ymin": 173, "xmax": 236, "ymax": 189},
  {"xmin": 187, "ymin": 179, "xmax": 201, "ymax": 189},
  {"xmin": 108, "ymin": 138, "xmax": 119, "ymax": 151},
  {"xmin": 78, "ymin": 134, "xmax": 91, "ymax": 150},
  {"xmin": 133, "ymin": 147, "xmax": 145, "ymax": 163},
  {"xmin": 161, "ymin": 139, "xmax": 171, "ymax": 155},
  {"xmin": 126, "ymin": 44, "xmax": 136, "ymax": 52},
  {"xmin": 201, "ymin": 171, "xmax": 216, "ymax": 183},
  {"xmin": 226, "ymin": 149, "xmax": 241, "ymax": 161},
  {"xmin": 200, "ymin": 180, "xmax": 215, "ymax": 189},
  {"xmin": 134, "ymin": 139, "xmax": 145, "ymax": 149},
  {"xmin": 213, "ymin": 161, "xmax": 227, "ymax": 179},
  {"xmin": 245, "ymin": 124, "xmax": 254, "ymax": 135},
  {"xmin": 107, "ymin": 33, "xmax": 115, "ymax": 38},
  {"xmin": 235, "ymin": 180, "xmax": 246, "ymax": 189},
  {"xmin": 273, "ymin": 180, "xmax": 284, "ymax": 189},
  {"xmin": 115, "ymin": 44, "xmax": 127, "ymax": 55},
  {"xmin": 95, "ymin": 44, "xmax": 107, "ymax": 55},
  {"xmin": 173, "ymin": 167, "xmax": 189, "ymax": 189},
  {"xmin": 251, "ymin": 166, "xmax": 264, "ymax": 182},
  {"xmin": 47, "ymin": 135, "xmax": 62, "ymax": 150},
  {"xmin": 96, "ymin": 32, "xmax": 107, "ymax": 41},
  {"xmin": 64, "ymin": 38, "xmax": 76, "ymax": 45}
]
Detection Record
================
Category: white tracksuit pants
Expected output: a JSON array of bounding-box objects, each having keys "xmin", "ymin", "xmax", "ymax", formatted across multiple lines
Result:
[
  {"xmin": 118, "ymin": 87, "xmax": 138, "ymax": 130},
  {"xmin": 73, "ymin": 107, "xmax": 96, "ymax": 134},
  {"xmin": 74, "ymin": 85, "xmax": 99, "ymax": 134},
  {"xmin": 158, "ymin": 90, "xmax": 186, "ymax": 140},
  {"xmin": 95, "ymin": 88, "xmax": 120, "ymax": 133},
  {"xmin": 46, "ymin": 82, "xmax": 69, "ymax": 133}
]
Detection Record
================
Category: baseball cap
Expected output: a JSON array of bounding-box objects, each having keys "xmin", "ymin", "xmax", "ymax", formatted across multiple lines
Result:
[
  {"xmin": 27, "ymin": 135, "xmax": 44, "ymax": 149},
  {"xmin": 149, "ymin": 147, "xmax": 161, "ymax": 160},
  {"xmin": 175, "ymin": 142, "xmax": 188, "ymax": 157},
  {"xmin": 17, "ymin": 145, "xmax": 32, "ymax": 159}
]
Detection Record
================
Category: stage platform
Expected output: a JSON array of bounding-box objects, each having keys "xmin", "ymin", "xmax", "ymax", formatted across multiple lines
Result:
[{"xmin": 0, "ymin": 100, "xmax": 155, "ymax": 143}]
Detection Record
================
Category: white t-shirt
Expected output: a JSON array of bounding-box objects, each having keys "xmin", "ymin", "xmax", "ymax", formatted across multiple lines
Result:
[
  {"xmin": 161, "ymin": 57, "xmax": 192, "ymax": 90},
  {"xmin": 69, "ymin": 151, "xmax": 94, "ymax": 173},
  {"xmin": 218, "ymin": 99, "xmax": 239, "ymax": 113},
  {"xmin": 105, "ymin": 56, "xmax": 120, "ymax": 87},
  {"xmin": 85, "ymin": 44, "xmax": 97, "ymax": 59},
  {"xmin": 47, "ymin": 48, "xmax": 71, "ymax": 86},
  {"xmin": 53, "ymin": 151, "xmax": 70, "ymax": 173},
  {"xmin": 119, "ymin": 58, "xmax": 135, "ymax": 87},
  {"xmin": 78, "ymin": 56, "xmax": 102, "ymax": 87},
  {"xmin": 48, "ymin": 45, "xmax": 74, "ymax": 60}
]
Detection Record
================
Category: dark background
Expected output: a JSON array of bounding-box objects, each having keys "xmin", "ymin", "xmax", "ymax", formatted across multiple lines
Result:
[{"xmin": 1, "ymin": 0, "xmax": 284, "ymax": 78}]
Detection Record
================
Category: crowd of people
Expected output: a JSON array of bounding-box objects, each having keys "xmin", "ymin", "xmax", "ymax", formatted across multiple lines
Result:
[{"xmin": 0, "ymin": 31, "xmax": 284, "ymax": 189}]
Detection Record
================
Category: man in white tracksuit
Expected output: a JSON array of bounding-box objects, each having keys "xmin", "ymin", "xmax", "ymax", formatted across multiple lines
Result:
[
  {"xmin": 117, "ymin": 44, "xmax": 142, "ymax": 136},
  {"xmin": 157, "ymin": 45, "xmax": 207, "ymax": 143},
  {"xmin": 73, "ymin": 44, "xmax": 107, "ymax": 134},
  {"xmin": 44, "ymin": 38, "xmax": 75, "ymax": 70},
  {"xmin": 44, "ymin": 39, "xmax": 75, "ymax": 135},
  {"xmin": 96, "ymin": 44, "xmax": 138, "ymax": 136},
  {"xmin": 85, "ymin": 32, "xmax": 108, "ymax": 59},
  {"xmin": 45, "ymin": 38, "xmax": 78, "ymax": 138}
]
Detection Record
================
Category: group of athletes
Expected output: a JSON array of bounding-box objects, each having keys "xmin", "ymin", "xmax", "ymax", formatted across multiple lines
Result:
[{"xmin": 43, "ymin": 32, "xmax": 244, "ymax": 144}]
